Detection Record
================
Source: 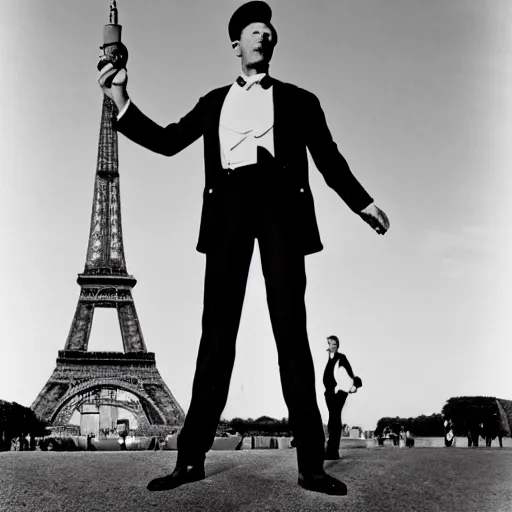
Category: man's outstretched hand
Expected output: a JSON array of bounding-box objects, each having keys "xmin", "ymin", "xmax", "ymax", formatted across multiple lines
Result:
[
  {"xmin": 98, "ymin": 63, "xmax": 129, "ymax": 112},
  {"xmin": 359, "ymin": 203, "xmax": 390, "ymax": 235}
]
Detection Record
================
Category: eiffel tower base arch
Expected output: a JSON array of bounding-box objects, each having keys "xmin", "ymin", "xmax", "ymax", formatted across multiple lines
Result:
[{"xmin": 32, "ymin": 351, "xmax": 185, "ymax": 436}]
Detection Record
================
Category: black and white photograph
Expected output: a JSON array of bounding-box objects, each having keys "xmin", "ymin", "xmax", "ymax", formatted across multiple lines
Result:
[{"xmin": 0, "ymin": 1, "xmax": 511, "ymax": 511}]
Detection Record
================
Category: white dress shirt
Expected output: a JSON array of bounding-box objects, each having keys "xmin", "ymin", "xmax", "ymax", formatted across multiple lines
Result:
[
  {"xmin": 219, "ymin": 73, "xmax": 274, "ymax": 169},
  {"xmin": 117, "ymin": 99, "xmax": 131, "ymax": 120},
  {"xmin": 330, "ymin": 352, "xmax": 354, "ymax": 392}
]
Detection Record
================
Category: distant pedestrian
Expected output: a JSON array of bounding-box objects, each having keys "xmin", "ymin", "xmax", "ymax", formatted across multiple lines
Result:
[
  {"xmin": 399, "ymin": 426, "xmax": 406, "ymax": 448},
  {"xmin": 444, "ymin": 419, "xmax": 455, "ymax": 447},
  {"xmin": 119, "ymin": 430, "xmax": 128, "ymax": 451},
  {"xmin": 323, "ymin": 335, "xmax": 362, "ymax": 460}
]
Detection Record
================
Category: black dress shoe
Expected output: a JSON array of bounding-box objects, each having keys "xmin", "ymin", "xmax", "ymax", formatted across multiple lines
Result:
[
  {"xmin": 324, "ymin": 451, "xmax": 340, "ymax": 460},
  {"xmin": 147, "ymin": 464, "xmax": 205, "ymax": 491},
  {"xmin": 298, "ymin": 472, "xmax": 347, "ymax": 496}
]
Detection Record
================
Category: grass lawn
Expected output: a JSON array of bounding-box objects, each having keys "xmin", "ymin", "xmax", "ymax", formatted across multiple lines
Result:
[{"xmin": 0, "ymin": 448, "xmax": 510, "ymax": 512}]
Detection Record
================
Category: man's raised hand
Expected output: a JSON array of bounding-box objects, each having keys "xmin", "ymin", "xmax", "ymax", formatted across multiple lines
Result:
[{"xmin": 98, "ymin": 63, "xmax": 129, "ymax": 112}]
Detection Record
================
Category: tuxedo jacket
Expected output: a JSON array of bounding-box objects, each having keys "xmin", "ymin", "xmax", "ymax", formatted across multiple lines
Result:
[{"xmin": 115, "ymin": 78, "xmax": 373, "ymax": 255}]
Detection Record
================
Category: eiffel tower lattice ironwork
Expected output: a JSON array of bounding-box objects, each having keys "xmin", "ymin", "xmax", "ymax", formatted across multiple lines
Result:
[{"xmin": 32, "ymin": 65, "xmax": 185, "ymax": 431}]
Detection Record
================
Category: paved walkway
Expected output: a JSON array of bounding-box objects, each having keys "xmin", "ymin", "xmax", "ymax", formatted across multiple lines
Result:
[{"xmin": 1, "ymin": 448, "xmax": 511, "ymax": 511}]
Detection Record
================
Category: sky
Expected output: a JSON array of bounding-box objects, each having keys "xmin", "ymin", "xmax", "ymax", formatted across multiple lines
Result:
[{"xmin": 0, "ymin": 0, "xmax": 511, "ymax": 432}]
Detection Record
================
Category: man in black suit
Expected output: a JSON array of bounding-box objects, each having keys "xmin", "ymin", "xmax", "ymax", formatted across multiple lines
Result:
[
  {"xmin": 323, "ymin": 335, "xmax": 362, "ymax": 460},
  {"xmin": 99, "ymin": 1, "xmax": 389, "ymax": 496}
]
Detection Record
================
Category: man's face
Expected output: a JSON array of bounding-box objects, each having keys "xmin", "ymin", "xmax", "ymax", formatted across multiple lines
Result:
[
  {"xmin": 327, "ymin": 339, "xmax": 338, "ymax": 353},
  {"xmin": 234, "ymin": 22, "xmax": 275, "ymax": 68}
]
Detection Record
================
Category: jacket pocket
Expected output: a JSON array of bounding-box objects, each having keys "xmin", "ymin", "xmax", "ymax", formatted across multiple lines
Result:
[
  {"xmin": 294, "ymin": 184, "xmax": 323, "ymax": 255},
  {"xmin": 196, "ymin": 187, "xmax": 218, "ymax": 253}
]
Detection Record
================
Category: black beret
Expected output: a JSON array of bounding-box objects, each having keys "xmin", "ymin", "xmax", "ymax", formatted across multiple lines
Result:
[{"xmin": 228, "ymin": 1, "xmax": 277, "ymax": 43}]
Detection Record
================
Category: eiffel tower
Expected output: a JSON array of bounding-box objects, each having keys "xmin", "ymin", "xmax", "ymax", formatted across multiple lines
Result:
[{"xmin": 32, "ymin": 1, "xmax": 184, "ymax": 435}]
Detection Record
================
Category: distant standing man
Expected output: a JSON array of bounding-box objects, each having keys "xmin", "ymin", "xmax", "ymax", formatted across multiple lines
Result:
[
  {"xmin": 324, "ymin": 335, "xmax": 362, "ymax": 459},
  {"xmin": 444, "ymin": 418, "xmax": 455, "ymax": 447},
  {"xmin": 99, "ymin": 1, "xmax": 389, "ymax": 496}
]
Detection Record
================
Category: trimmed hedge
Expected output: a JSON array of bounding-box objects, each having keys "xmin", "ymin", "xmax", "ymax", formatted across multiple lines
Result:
[
  {"xmin": 375, "ymin": 413, "xmax": 444, "ymax": 438},
  {"xmin": 442, "ymin": 396, "xmax": 511, "ymax": 437}
]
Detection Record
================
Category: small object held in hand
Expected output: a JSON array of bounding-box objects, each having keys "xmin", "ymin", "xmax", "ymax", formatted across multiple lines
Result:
[
  {"xmin": 97, "ymin": 42, "xmax": 128, "ymax": 72},
  {"xmin": 98, "ymin": 2, "xmax": 128, "ymax": 87}
]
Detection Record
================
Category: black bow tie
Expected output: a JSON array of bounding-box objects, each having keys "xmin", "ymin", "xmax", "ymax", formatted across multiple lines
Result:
[{"xmin": 236, "ymin": 75, "xmax": 273, "ymax": 90}]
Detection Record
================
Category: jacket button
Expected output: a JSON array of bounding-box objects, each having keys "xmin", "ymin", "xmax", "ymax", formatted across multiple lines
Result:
[
  {"xmin": 208, "ymin": 189, "xmax": 213, "ymax": 194},
  {"xmin": 283, "ymin": 163, "xmax": 289, "ymax": 170},
  {"xmin": 299, "ymin": 188, "xmax": 304, "ymax": 193}
]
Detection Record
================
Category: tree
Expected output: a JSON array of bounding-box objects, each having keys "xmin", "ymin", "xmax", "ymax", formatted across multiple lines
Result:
[
  {"xmin": 375, "ymin": 413, "xmax": 444, "ymax": 437},
  {"xmin": 224, "ymin": 417, "xmax": 292, "ymax": 437},
  {"xmin": 441, "ymin": 396, "xmax": 509, "ymax": 439},
  {"xmin": 254, "ymin": 416, "xmax": 279, "ymax": 423},
  {"xmin": 0, "ymin": 400, "xmax": 49, "ymax": 451}
]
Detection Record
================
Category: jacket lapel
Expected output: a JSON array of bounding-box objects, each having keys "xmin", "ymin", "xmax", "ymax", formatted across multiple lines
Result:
[{"xmin": 271, "ymin": 79, "xmax": 288, "ymax": 165}]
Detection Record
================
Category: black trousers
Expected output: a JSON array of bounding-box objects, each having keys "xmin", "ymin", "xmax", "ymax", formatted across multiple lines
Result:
[
  {"xmin": 177, "ymin": 163, "xmax": 325, "ymax": 474},
  {"xmin": 325, "ymin": 390, "xmax": 348, "ymax": 454}
]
